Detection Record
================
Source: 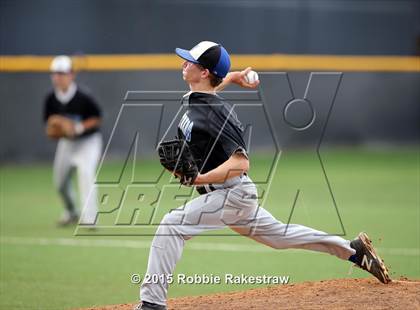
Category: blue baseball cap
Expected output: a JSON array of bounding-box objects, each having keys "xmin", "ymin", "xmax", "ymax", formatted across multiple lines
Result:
[{"xmin": 175, "ymin": 41, "xmax": 231, "ymax": 78}]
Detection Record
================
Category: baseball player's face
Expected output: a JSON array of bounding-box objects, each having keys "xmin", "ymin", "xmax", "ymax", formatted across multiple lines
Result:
[
  {"xmin": 51, "ymin": 72, "xmax": 74, "ymax": 91},
  {"xmin": 182, "ymin": 61, "xmax": 207, "ymax": 84}
]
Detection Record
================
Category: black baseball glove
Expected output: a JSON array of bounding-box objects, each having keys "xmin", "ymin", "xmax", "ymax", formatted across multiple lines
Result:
[{"xmin": 158, "ymin": 138, "xmax": 199, "ymax": 186}]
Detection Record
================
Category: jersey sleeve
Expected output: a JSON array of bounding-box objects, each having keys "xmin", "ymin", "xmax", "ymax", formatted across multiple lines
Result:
[
  {"xmin": 208, "ymin": 107, "xmax": 248, "ymax": 159},
  {"xmin": 82, "ymin": 93, "xmax": 102, "ymax": 119},
  {"xmin": 43, "ymin": 94, "xmax": 54, "ymax": 122}
]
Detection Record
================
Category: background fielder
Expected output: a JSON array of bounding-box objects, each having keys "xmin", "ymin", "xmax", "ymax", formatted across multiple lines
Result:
[{"xmin": 44, "ymin": 55, "xmax": 103, "ymax": 226}]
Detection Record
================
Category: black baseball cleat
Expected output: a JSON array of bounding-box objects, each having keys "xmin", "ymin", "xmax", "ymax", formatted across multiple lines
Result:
[
  {"xmin": 133, "ymin": 301, "xmax": 167, "ymax": 310},
  {"xmin": 350, "ymin": 232, "xmax": 391, "ymax": 284}
]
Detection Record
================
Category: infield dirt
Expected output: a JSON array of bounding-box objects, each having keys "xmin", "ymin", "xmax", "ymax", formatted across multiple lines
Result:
[{"xmin": 82, "ymin": 278, "xmax": 419, "ymax": 310}]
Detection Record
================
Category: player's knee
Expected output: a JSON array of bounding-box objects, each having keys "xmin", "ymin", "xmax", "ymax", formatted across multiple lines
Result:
[
  {"xmin": 153, "ymin": 212, "xmax": 186, "ymax": 240},
  {"xmin": 161, "ymin": 212, "xmax": 183, "ymax": 226},
  {"xmin": 258, "ymin": 238, "xmax": 291, "ymax": 250},
  {"xmin": 272, "ymin": 243, "xmax": 289, "ymax": 250}
]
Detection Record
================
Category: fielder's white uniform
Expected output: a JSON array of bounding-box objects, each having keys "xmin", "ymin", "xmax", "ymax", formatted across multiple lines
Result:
[{"xmin": 44, "ymin": 82, "xmax": 102, "ymax": 225}]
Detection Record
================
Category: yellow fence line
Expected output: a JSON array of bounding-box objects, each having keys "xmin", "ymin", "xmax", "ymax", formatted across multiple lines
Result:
[{"xmin": 1, "ymin": 54, "xmax": 419, "ymax": 72}]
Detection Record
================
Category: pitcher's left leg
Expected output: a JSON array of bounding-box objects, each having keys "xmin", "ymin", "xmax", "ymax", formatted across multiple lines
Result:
[
  {"xmin": 230, "ymin": 206, "xmax": 391, "ymax": 283},
  {"xmin": 231, "ymin": 206, "xmax": 355, "ymax": 260}
]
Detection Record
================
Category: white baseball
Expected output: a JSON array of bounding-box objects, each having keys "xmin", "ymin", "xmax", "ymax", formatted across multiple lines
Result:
[{"xmin": 244, "ymin": 70, "xmax": 259, "ymax": 84}]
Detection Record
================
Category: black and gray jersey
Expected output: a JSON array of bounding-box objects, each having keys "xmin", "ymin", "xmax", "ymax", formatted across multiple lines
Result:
[{"xmin": 177, "ymin": 92, "xmax": 247, "ymax": 174}]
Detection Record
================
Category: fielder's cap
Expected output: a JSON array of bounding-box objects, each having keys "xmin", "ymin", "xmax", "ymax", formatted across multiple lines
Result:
[
  {"xmin": 50, "ymin": 55, "xmax": 73, "ymax": 73},
  {"xmin": 175, "ymin": 41, "xmax": 231, "ymax": 78}
]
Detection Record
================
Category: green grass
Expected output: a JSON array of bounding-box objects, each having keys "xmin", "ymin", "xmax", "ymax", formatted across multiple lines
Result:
[{"xmin": 0, "ymin": 147, "xmax": 419, "ymax": 309}]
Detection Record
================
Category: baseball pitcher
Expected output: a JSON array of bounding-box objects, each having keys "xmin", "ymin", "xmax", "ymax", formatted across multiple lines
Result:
[{"xmin": 136, "ymin": 41, "xmax": 390, "ymax": 310}]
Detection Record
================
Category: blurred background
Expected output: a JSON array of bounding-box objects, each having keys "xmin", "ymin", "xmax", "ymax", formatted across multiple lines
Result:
[
  {"xmin": 0, "ymin": 1, "xmax": 419, "ymax": 309},
  {"xmin": 1, "ymin": 0, "xmax": 419, "ymax": 162}
]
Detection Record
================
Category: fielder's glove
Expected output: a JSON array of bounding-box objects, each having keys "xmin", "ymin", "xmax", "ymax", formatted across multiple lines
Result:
[
  {"xmin": 46, "ymin": 115, "xmax": 76, "ymax": 139},
  {"xmin": 158, "ymin": 138, "xmax": 199, "ymax": 186}
]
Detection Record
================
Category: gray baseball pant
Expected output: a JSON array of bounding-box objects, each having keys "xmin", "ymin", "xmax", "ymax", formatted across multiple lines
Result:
[{"xmin": 140, "ymin": 176, "xmax": 355, "ymax": 306}]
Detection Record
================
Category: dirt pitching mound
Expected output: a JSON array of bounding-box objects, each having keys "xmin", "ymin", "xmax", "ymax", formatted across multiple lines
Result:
[{"xmin": 83, "ymin": 278, "xmax": 419, "ymax": 310}]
